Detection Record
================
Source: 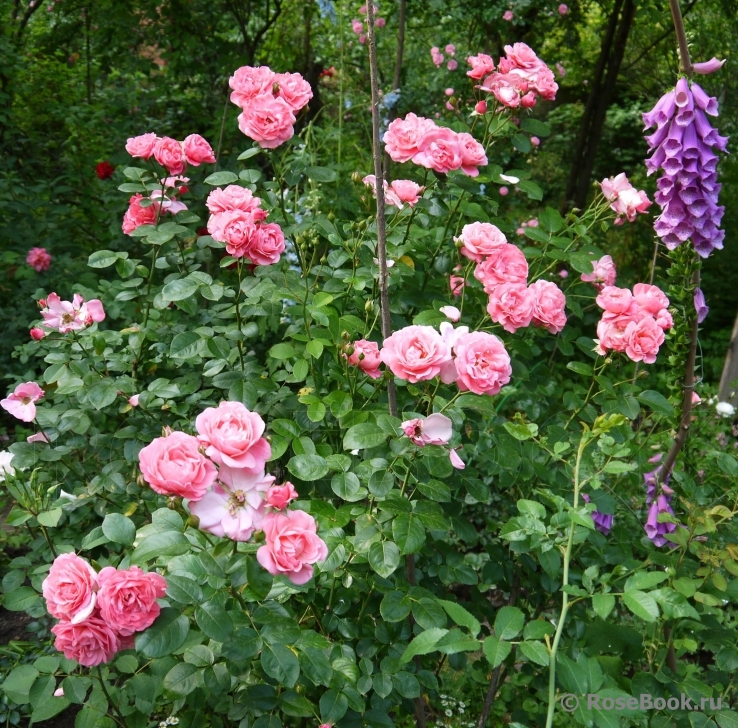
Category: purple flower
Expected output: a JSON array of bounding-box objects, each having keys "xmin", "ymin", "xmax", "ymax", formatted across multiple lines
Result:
[
  {"xmin": 644, "ymin": 493, "xmax": 678, "ymax": 547},
  {"xmin": 581, "ymin": 493, "xmax": 614, "ymax": 535},
  {"xmin": 693, "ymin": 57, "xmax": 726, "ymax": 75},
  {"xmin": 694, "ymin": 287, "xmax": 709, "ymax": 323}
]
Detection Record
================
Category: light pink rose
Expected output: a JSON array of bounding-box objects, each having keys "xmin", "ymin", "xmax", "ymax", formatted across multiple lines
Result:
[
  {"xmin": 413, "ymin": 126, "xmax": 463, "ymax": 174},
  {"xmin": 27, "ymin": 431, "xmax": 50, "ymax": 443},
  {"xmin": 352, "ymin": 19, "xmax": 363, "ymax": 34},
  {"xmin": 206, "ymin": 185, "xmax": 262, "ymax": 214},
  {"xmin": 375, "ymin": 17, "xmax": 386, "ymax": 28},
  {"xmin": 474, "ymin": 244, "xmax": 528, "ymax": 292},
  {"xmin": 380, "ymin": 325, "xmax": 452, "ymax": 383},
  {"xmin": 209, "ymin": 210, "xmax": 257, "ymax": 257},
  {"xmin": 445, "ymin": 44, "xmax": 456, "ymax": 55},
  {"xmin": 431, "ymin": 47, "xmax": 444, "ymax": 66},
  {"xmin": 457, "ymin": 222, "xmax": 507, "ymax": 262},
  {"xmin": 238, "ymin": 95, "xmax": 296, "ymax": 149},
  {"xmin": 182, "ymin": 134, "xmax": 216, "ymax": 166},
  {"xmin": 122, "ymin": 193, "xmax": 158, "ymax": 234},
  {"xmin": 274, "ymin": 72, "xmax": 313, "ymax": 111},
  {"xmin": 558, "ymin": 3, "xmax": 568, "ymax": 13},
  {"xmin": 632, "ymin": 283, "xmax": 669, "ymax": 316},
  {"xmin": 153, "ymin": 136, "xmax": 186, "ymax": 175},
  {"xmin": 596, "ymin": 286, "xmax": 634, "ymax": 314},
  {"xmin": 504, "ymin": 43, "xmax": 546, "ymax": 73},
  {"xmin": 257, "ymin": 509, "xmax": 328, "ymax": 585},
  {"xmin": 383, "ymin": 113, "xmax": 437, "ymax": 163},
  {"xmin": 385, "ymin": 180, "xmax": 424, "ymax": 208},
  {"xmin": 96, "ymin": 566, "xmax": 167, "ymax": 636},
  {"xmin": 266, "ymin": 482, "xmax": 299, "ymax": 509},
  {"xmin": 453, "ymin": 331, "xmax": 512, "ymax": 395},
  {"xmin": 486, "ymin": 283, "xmax": 534, "ymax": 333},
  {"xmin": 447, "ymin": 59, "xmax": 458, "ymax": 71},
  {"xmin": 401, "ymin": 413, "xmax": 452, "ymax": 446},
  {"xmin": 503, "ymin": 10, "xmax": 514, "ymax": 20},
  {"xmin": 248, "ymin": 223, "xmax": 285, "ymax": 265},
  {"xmin": 346, "ymin": 339, "xmax": 383, "ymax": 379},
  {"xmin": 26, "ymin": 247, "xmax": 52, "ymax": 272},
  {"xmin": 1, "ymin": 381, "xmax": 45, "ymax": 422},
  {"xmin": 138, "ymin": 431, "xmax": 217, "ymax": 500},
  {"xmin": 581, "ymin": 255, "xmax": 616, "ymax": 288},
  {"xmin": 467, "ymin": 53, "xmax": 495, "ymax": 80},
  {"xmin": 692, "ymin": 392, "xmax": 702, "ymax": 404},
  {"xmin": 439, "ymin": 305, "xmax": 461, "ymax": 322},
  {"xmin": 42, "ymin": 553, "xmax": 98, "ymax": 623},
  {"xmin": 196, "ymin": 401, "xmax": 271, "ymax": 471},
  {"xmin": 597, "ymin": 311, "xmax": 637, "ymax": 352},
  {"xmin": 445, "ymin": 88, "xmax": 455, "ymax": 97},
  {"xmin": 530, "ymin": 136, "xmax": 540, "ymax": 147},
  {"xmin": 529, "ymin": 280, "xmax": 567, "ymax": 334},
  {"xmin": 456, "ymin": 132, "xmax": 488, "ymax": 177},
  {"xmin": 600, "ymin": 173, "xmax": 651, "ymax": 222},
  {"xmin": 480, "ymin": 73, "xmax": 523, "ymax": 108},
  {"xmin": 624, "ymin": 316, "xmax": 665, "ymax": 364},
  {"xmin": 229, "ymin": 65, "xmax": 276, "ymax": 108},
  {"xmin": 450, "ymin": 275, "xmax": 466, "ymax": 297},
  {"xmin": 125, "ymin": 133, "xmax": 158, "ymax": 159},
  {"xmin": 449, "ymin": 448, "xmax": 465, "ymax": 469},
  {"xmin": 51, "ymin": 615, "xmax": 120, "ymax": 667},
  {"xmin": 655, "ymin": 308, "xmax": 674, "ymax": 330}
]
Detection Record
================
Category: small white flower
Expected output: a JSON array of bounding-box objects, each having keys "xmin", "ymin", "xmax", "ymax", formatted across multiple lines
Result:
[
  {"xmin": 350, "ymin": 449, "xmax": 359, "ymax": 456},
  {"xmin": 372, "ymin": 257, "xmax": 395, "ymax": 268},
  {"xmin": 445, "ymin": 709, "xmax": 453, "ymax": 717},
  {"xmin": 58, "ymin": 490, "xmax": 78, "ymax": 501},
  {"xmin": 500, "ymin": 174, "xmax": 520, "ymax": 184},
  {"xmin": 167, "ymin": 720, "xmax": 179, "ymax": 726},
  {"xmin": 716, "ymin": 401, "xmax": 736, "ymax": 417},
  {"xmin": 459, "ymin": 708, "xmax": 465, "ymax": 715},
  {"xmin": 0, "ymin": 451, "xmax": 15, "ymax": 481},
  {"xmin": 459, "ymin": 702, "xmax": 466, "ymax": 709}
]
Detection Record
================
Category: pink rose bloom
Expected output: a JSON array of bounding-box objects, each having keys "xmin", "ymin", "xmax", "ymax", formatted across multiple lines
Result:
[
  {"xmin": 531, "ymin": 67, "xmax": 558, "ymax": 101},
  {"xmin": 450, "ymin": 275, "xmax": 466, "ymax": 297},
  {"xmin": 632, "ymin": 283, "xmax": 669, "ymax": 316},
  {"xmin": 453, "ymin": 331, "xmax": 512, "ymax": 395},
  {"xmin": 375, "ymin": 17, "xmax": 386, "ymax": 28},
  {"xmin": 27, "ymin": 247, "xmax": 52, "ymax": 272},
  {"xmin": 352, "ymin": 19, "xmax": 363, "ymax": 34},
  {"xmin": 42, "ymin": 553, "xmax": 98, "ymax": 624},
  {"xmin": 30, "ymin": 327, "xmax": 47, "ymax": 341},
  {"xmin": 138, "ymin": 431, "xmax": 217, "ymax": 500},
  {"xmin": 153, "ymin": 136, "xmax": 186, "ymax": 175},
  {"xmin": 558, "ymin": 3, "xmax": 568, "ymax": 13},
  {"xmin": 380, "ymin": 325, "xmax": 452, "ymax": 383},
  {"xmin": 51, "ymin": 615, "xmax": 120, "ymax": 667},
  {"xmin": 529, "ymin": 280, "xmax": 567, "ymax": 334},
  {"xmin": 122, "ymin": 193, "xmax": 158, "ymax": 234},
  {"xmin": 401, "ymin": 413, "xmax": 453, "ymax": 446},
  {"xmin": 190, "ymin": 466, "xmax": 273, "ymax": 541},
  {"xmin": 128, "ymin": 394, "xmax": 140, "ymax": 407},
  {"xmin": 413, "ymin": 126, "xmax": 462, "ymax": 174},
  {"xmin": 600, "ymin": 173, "xmax": 651, "ymax": 222},
  {"xmin": 257, "ymin": 509, "xmax": 328, "ymax": 585},
  {"xmin": 527, "ymin": 218, "xmax": 539, "ymax": 227},
  {"xmin": 96, "ymin": 566, "xmax": 167, "ymax": 636},
  {"xmin": 445, "ymin": 44, "xmax": 456, "ymax": 55},
  {"xmin": 504, "ymin": 43, "xmax": 546, "ymax": 73},
  {"xmin": 383, "ymin": 113, "xmax": 437, "ymax": 163},
  {"xmin": 346, "ymin": 339, "xmax": 383, "ymax": 379},
  {"xmin": 473, "ymin": 244, "xmax": 529, "ymax": 292},
  {"xmin": 556, "ymin": 62, "xmax": 566, "ymax": 78},
  {"xmin": 596, "ymin": 286, "xmax": 635, "ymax": 315},
  {"xmin": 229, "ymin": 65, "xmax": 276, "ymax": 108},
  {"xmin": 206, "ymin": 185, "xmax": 262, "ymax": 214},
  {"xmin": 445, "ymin": 88, "xmax": 455, "ymax": 97},
  {"xmin": 581, "ymin": 255, "xmax": 616, "ymax": 288},
  {"xmin": 466, "ymin": 53, "xmax": 496, "ymax": 80},
  {"xmin": 238, "ymin": 95, "xmax": 296, "ymax": 149},
  {"xmin": 559, "ymin": 269, "xmax": 569, "ymax": 278},
  {"xmin": 480, "ymin": 73, "xmax": 522, "ymax": 108},
  {"xmin": 487, "ymin": 283, "xmax": 534, "ymax": 333},
  {"xmin": 359, "ymin": 34, "xmax": 367, "ymax": 45},
  {"xmin": 445, "ymin": 102, "xmax": 455, "ymax": 112},
  {"xmin": 248, "ymin": 223, "xmax": 285, "ymax": 265},
  {"xmin": 1, "ymin": 381, "xmax": 45, "ymax": 422},
  {"xmin": 274, "ymin": 72, "xmax": 313, "ymax": 111},
  {"xmin": 447, "ymin": 60, "xmax": 458, "ymax": 71},
  {"xmin": 531, "ymin": 136, "xmax": 540, "ymax": 147},
  {"xmin": 208, "ymin": 209, "xmax": 257, "ymax": 256},
  {"xmin": 385, "ymin": 179, "xmax": 424, "ymax": 208},
  {"xmin": 267, "ymin": 482, "xmax": 299, "ymax": 509},
  {"xmin": 655, "ymin": 308, "xmax": 674, "ymax": 330},
  {"xmin": 597, "ymin": 310, "xmax": 637, "ymax": 352},
  {"xmin": 499, "ymin": 185, "xmax": 508, "ymax": 195},
  {"xmin": 196, "ymin": 401, "xmax": 271, "ymax": 471},
  {"xmin": 624, "ymin": 316, "xmax": 665, "ymax": 364},
  {"xmin": 456, "ymin": 132, "xmax": 488, "ymax": 177},
  {"xmin": 503, "ymin": 10, "xmax": 514, "ymax": 20},
  {"xmin": 182, "ymin": 134, "xmax": 216, "ymax": 166},
  {"xmin": 125, "ymin": 133, "xmax": 158, "ymax": 159},
  {"xmin": 430, "ymin": 47, "xmax": 444, "ymax": 67},
  {"xmin": 439, "ymin": 305, "xmax": 461, "ymax": 322},
  {"xmin": 458, "ymin": 222, "xmax": 507, "ymax": 262},
  {"xmin": 692, "ymin": 391, "xmax": 702, "ymax": 404},
  {"xmin": 450, "ymin": 449, "xmax": 465, "ymax": 469},
  {"xmin": 475, "ymin": 100, "xmax": 488, "ymax": 115}
]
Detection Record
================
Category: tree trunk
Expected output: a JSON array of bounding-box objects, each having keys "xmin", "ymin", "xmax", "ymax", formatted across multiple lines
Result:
[{"xmin": 718, "ymin": 310, "xmax": 738, "ymax": 403}]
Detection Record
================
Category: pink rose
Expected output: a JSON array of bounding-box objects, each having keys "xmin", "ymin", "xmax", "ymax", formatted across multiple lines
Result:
[
  {"xmin": 257, "ymin": 509, "xmax": 328, "ymax": 585},
  {"xmin": 480, "ymin": 73, "xmax": 523, "ymax": 108},
  {"xmin": 376, "ymin": 17, "xmax": 386, "ymax": 28},
  {"xmin": 26, "ymin": 247, "xmax": 52, "ymax": 272},
  {"xmin": 456, "ymin": 132, "xmax": 488, "ymax": 177},
  {"xmin": 229, "ymin": 65, "xmax": 276, "ymax": 108},
  {"xmin": 122, "ymin": 193, "xmax": 158, "ymax": 235},
  {"xmin": 274, "ymin": 72, "xmax": 313, "ymax": 111},
  {"xmin": 447, "ymin": 60, "xmax": 458, "ymax": 71},
  {"xmin": 383, "ymin": 113, "xmax": 437, "ymax": 163},
  {"xmin": 248, "ymin": 223, "xmax": 285, "ymax": 265},
  {"xmin": 30, "ymin": 327, "xmax": 47, "ymax": 341},
  {"xmin": 42, "ymin": 553, "xmax": 98, "ymax": 624},
  {"xmin": 450, "ymin": 275, "xmax": 466, "ymax": 297},
  {"xmin": 1, "ymin": 381, "xmax": 44, "ymax": 422},
  {"xmin": 431, "ymin": 47, "xmax": 444, "ymax": 67},
  {"xmin": 558, "ymin": 3, "xmax": 568, "ymax": 13},
  {"xmin": 401, "ymin": 413, "xmax": 452, "ymax": 446},
  {"xmin": 474, "ymin": 244, "xmax": 529, "ymax": 292},
  {"xmin": 529, "ymin": 280, "xmax": 567, "ymax": 334},
  {"xmin": 581, "ymin": 255, "xmax": 616, "ymax": 288},
  {"xmin": 453, "ymin": 331, "xmax": 512, "ymax": 395},
  {"xmin": 596, "ymin": 285, "xmax": 636, "ymax": 315},
  {"xmin": 138, "ymin": 431, "xmax": 217, "ymax": 500},
  {"xmin": 128, "ymin": 394, "xmax": 140, "ymax": 407},
  {"xmin": 475, "ymin": 100, "xmax": 488, "ymax": 115},
  {"xmin": 196, "ymin": 401, "xmax": 271, "ymax": 471},
  {"xmin": 655, "ymin": 308, "xmax": 674, "ymax": 330},
  {"xmin": 439, "ymin": 305, "xmax": 461, "ymax": 322},
  {"xmin": 385, "ymin": 179, "xmax": 424, "ymax": 208},
  {"xmin": 96, "ymin": 566, "xmax": 167, "ymax": 636},
  {"xmin": 352, "ymin": 19, "xmax": 363, "ymax": 34},
  {"xmin": 467, "ymin": 53, "xmax": 495, "ymax": 80},
  {"xmin": 486, "ymin": 283, "xmax": 534, "ymax": 333},
  {"xmin": 208, "ymin": 209, "xmax": 257, "ymax": 257},
  {"xmin": 182, "ymin": 134, "xmax": 216, "ymax": 166},
  {"xmin": 445, "ymin": 88, "xmax": 455, "ymax": 97},
  {"xmin": 600, "ymin": 173, "xmax": 651, "ymax": 222},
  {"xmin": 380, "ymin": 325, "xmax": 452, "ymax": 383},
  {"xmin": 504, "ymin": 43, "xmax": 546, "ymax": 73},
  {"xmin": 458, "ymin": 222, "xmax": 507, "ymax": 262},
  {"xmin": 445, "ymin": 44, "xmax": 456, "ymax": 55},
  {"xmin": 40, "ymin": 292, "xmax": 104, "ymax": 332},
  {"xmin": 503, "ymin": 10, "xmax": 514, "ymax": 20},
  {"xmin": 125, "ymin": 133, "xmax": 158, "ymax": 159},
  {"xmin": 597, "ymin": 311, "xmax": 637, "ymax": 352},
  {"xmin": 413, "ymin": 126, "xmax": 462, "ymax": 174},
  {"xmin": 51, "ymin": 615, "xmax": 120, "ymax": 667},
  {"xmin": 632, "ymin": 283, "xmax": 669, "ymax": 316},
  {"xmin": 238, "ymin": 95, "xmax": 296, "ymax": 149},
  {"xmin": 624, "ymin": 316, "xmax": 665, "ymax": 364},
  {"xmin": 266, "ymin": 482, "xmax": 299, "ymax": 509},
  {"xmin": 153, "ymin": 136, "xmax": 186, "ymax": 175},
  {"xmin": 450, "ymin": 448, "xmax": 465, "ymax": 469},
  {"xmin": 346, "ymin": 339, "xmax": 383, "ymax": 379},
  {"xmin": 206, "ymin": 185, "xmax": 262, "ymax": 214}
]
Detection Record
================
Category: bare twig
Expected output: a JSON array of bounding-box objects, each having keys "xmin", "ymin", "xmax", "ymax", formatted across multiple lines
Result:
[{"xmin": 668, "ymin": 0, "xmax": 694, "ymax": 76}]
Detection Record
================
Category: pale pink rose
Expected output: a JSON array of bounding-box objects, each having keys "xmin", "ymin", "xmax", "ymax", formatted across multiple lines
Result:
[
  {"xmin": 401, "ymin": 413, "xmax": 453, "ymax": 446},
  {"xmin": 473, "ymin": 244, "xmax": 528, "ymax": 292},
  {"xmin": 1, "ymin": 381, "xmax": 45, "ymax": 422},
  {"xmin": 229, "ymin": 65, "xmax": 276, "ymax": 108},
  {"xmin": 51, "ymin": 616, "xmax": 120, "ymax": 667},
  {"xmin": 475, "ymin": 100, "xmax": 488, "ymax": 114},
  {"xmin": 527, "ymin": 218, "xmax": 539, "ymax": 227},
  {"xmin": 480, "ymin": 73, "xmax": 522, "ymax": 107},
  {"xmin": 352, "ymin": 19, "xmax": 363, "ymax": 34},
  {"xmin": 128, "ymin": 394, "xmax": 140, "ymax": 407},
  {"xmin": 449, "ymin": 448, "xmax": 465, "ymax": 469},
  {"xmin": 122, "ymin": 193, "xmax": 157, "ymax": 234},
  {"xmin": 530, "ymin": 136, "xmax": 540, "ymax": 147},
  {"xmin": 600, "ymin": 173, "xmax": 651, "ymax": 222},
  {"xmin": 499, "ymin": 185, "xmax": 508, "ymax": 195},
  {"xmin": 453, "ymin": 331, "xmax": 512, "ymax": 395},
  {"xmin": 581, "ymin": 255, "xmax": 616, "ymax": 288},
  {"xmin": 522, "ymin": 91, "xmax": 538, "ymax": 108},
  {"xmin": 196, "ymin": 401, "xmax": 271, "ymax": 471},
  {"xmin": 386, "ymin": 180, "xmax": 424, "ymax": 208},
  {"xmin": 209, "ymin": 209, "xmax": 257, "ymax": 257},
  {"xmin": 597, "ymin": 310, "xmax": 637, "ymax": 352},
  {"xmin": 26, "ymin": 247, "xmax": 52, "ymax": 272},
  {"xmin": 190, "ymin": 466, "xmax": 273, "ymax": 541},
  {"xmin": 447, "ymin": 60, "xmax": 458, "ymax": 71},
  {"xmin": 467, "ymin": 53, "xmax": 496, "ymax": 80},
  {"xmin": 445, "ymin": 88, "xmax": 455, "ymax": 97},
  {"xmin": 559, "ymin": 269, "xmax": 568, "ymax": 278},
  {"xmin": 257, "ymin": 509, "xmax": 328, "ymax": 585},
  {"xmin": 380, "ymin": 325, "xmax": 452, "ymax": 383},
  {"xmin": 503, "ymin": 10, "xmax": 514, "ymax": 20},
  {"xmin": 248, "ymin": 223, "xmax": 285, "ymax": 265},
  {"xmin": 596, "ymin": 286, "xmax": 634, "ymax": 314},
  {"xmin": 529, "ymin": 280, "xmax": 567, "ymax": 334},
  {"xmin": 559, "ymin": 4, "xmax": 568, "ymax": 13},
  {"xmin": 450, "ymin": 275, "xmax": 466, "ymax": 297},
  {"xmin": 238, "ymin": 95, "xmax": 296, "ymax": 149},
  {"xmin": 445, "ymin": 44, "xmax": 456, "ymax": 55},
  {"xmin": 375, "ymin": 17, "xmax": 386, "ymax": 28},
  {"xmin": 274, "ymin": 72, "xmax": 313, "ymax": 111},
  {"xmin": 439, "ymin": 305, "xmax": 461, "ymax": 322},
  {"xmin": 42, "ymin": 553, "xmax": 98, "ymax": 624},
  {"xmin": 27, "ymin": 431, "xmax": 50, "ymax": 443},
  {"xmin": 359, "ymin": 34, "xmax": 367, "ymax": 45},
  {"xmin": 346, "ymin": 339, "xmax": 383, "ymax": 379},
  {"xmin": 632, "ymin": 283, "xmax": 669, "ymax": 316},
  {"xmin": 516, "ymin": 227, "xmax": 525, "ymax": 235},
  {"xmin": 96, "ymin": 566, "xmax": 167, "ymax": 636},
  {"xmin": 412, "ymin": 126, "xmax": 462, "ymax": 174},
  {"xmin": 138, "ymin": 431, "xmax": 217, "ymax": 500},
  {"xmin": 30, "ymin": 327, "xmax": 47, "ymax": 341},
  {"xmin": 439, "ymin": 321, "xmax": 469, "ymax": 351},
  {"xmin": 206, "ymin": 185, "xmax": 262, "ymax": 214},
  {"xmin": 457, "ymin": 222, "xmax": 507, "ymax": 262},
  {"xmin": 153, "ymin": 136, "xmax": 186, "ymax": 175},
  {"xmin": 125, "ymin": 133, "xmax": 158, "ymax": 159},
  {"xmin": 692, "ymin": 392, "xmax": 702, "ymax": 404},
  {"xmin": 624, "ymin": 316, "xmax": 665, "ymax": 364},
  {"xmin": 182, "ymin": 134, "xmax": 216, "ymax": 165},
  {"xmin": 504, "ymin": 43, "xmax": 547, "ymax": 73},
  {"xmin": 430, "ymin": 47, "xmax": 444, "ymax": 67},
  {"xmin": 456, "ymin": 132, "xmax": 488, "ymax": 176},
  {"xmin": 655, "ymin": 308, "xmax": 674, "ymax": 330},
  {"xmin": 486, "ymin": 283, "xmax": 534, "ymax": 333},
  {"xmin": 267, "ymin": 482, "xmax": 299, "ymax": 509},
  {"xmin": 383, "ymin": 113, "xmax": 437, "ymax": 163}
]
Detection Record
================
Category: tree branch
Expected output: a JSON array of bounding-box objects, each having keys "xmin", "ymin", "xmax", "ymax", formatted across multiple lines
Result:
[{"xmin": 669, "ymin": 0, "xmax": 694, "ymax": 76}]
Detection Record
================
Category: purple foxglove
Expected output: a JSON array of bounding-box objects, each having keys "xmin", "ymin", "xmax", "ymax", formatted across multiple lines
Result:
[
  {"xmin": 581, "ymin": 493, "xmax": 614, "ymax": 535},
  {"xmin": 694, "ymin": 287, "xmax": 709, "ymax": 323},
  {"xmin": 692, "ymin": 57, "xmax": 726, "ymax": 75}
]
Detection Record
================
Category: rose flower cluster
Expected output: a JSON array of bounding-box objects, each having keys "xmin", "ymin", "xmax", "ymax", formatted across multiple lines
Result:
[
  {"xmin": 229, "ymin": 65, "xmax": 313, "ymax": 148},
  {"xmin": 458, "ymin": 222, "xmax": 567, "ymax": 334},
  {"xmin": 138, "ymin": 401, "xmax": 327, "ymax": 585},
  {"xmin": 43, "ymin": 553, "xmax": 166, "ymax": 667},
  {"xmin": 205, "ymin": 185, "xmax": 285, "ymax": 265},
  {"xmin": 362, "ymin": 175, "xmax": 425, "ymax": 209},
  {"xmin": 599, "ymin": 173, "xmax": 652, "ymax": 224}
]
